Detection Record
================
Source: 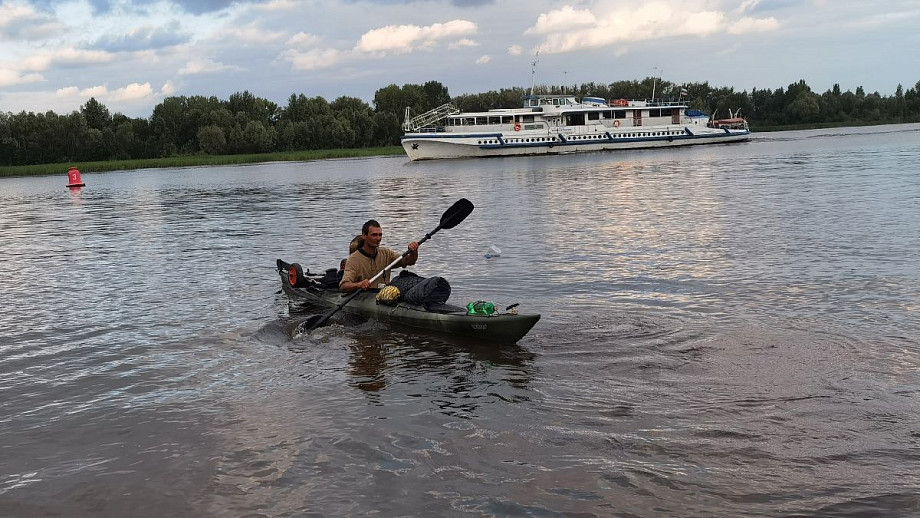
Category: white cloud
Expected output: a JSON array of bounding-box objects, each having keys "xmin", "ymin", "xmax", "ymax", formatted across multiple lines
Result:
[
  {"xmin": 728, "ymin": 16, "xmax": 780, "ymax": 34},
  {"xmin": 448, "ymin": 38, "xmax": 478, "ymax": 50},
  {"xmin": 508, "ymin": 45, "xmax": 523, "ymax": 56},
  {"xmin": 161, "ymin": 81, "xmax": 176, "ymax": 96},
  {"xmin": 179, "ymin": 59, "xmax": 243, "ymax": 75},
  {"xmin": 0, "ymin": 68, "xmax": 44, "ymax": 87},
  {"xmin": 110, "ymin": 82, "xmax": 154, "ymax": 101},
  {"xmin": 281, "ymin": 48, "xmax": 344, "ymax": 71},
  {"xmin": 225, "ymin": 22, "xmax": 287, "ymax": 45},
  {"xmin": 22, "ymin": 48, "xmax": 115, "ymax": 72},
  {"xmin": 81, "ymin": 85, "xmax": 108, "ymax": 97},
  {"xmin": 56, "ymin": 84, "xmax": 107, "ymax": 98},
  {"xmin": 286, "ymin": 32, "xmax": 322, "ymax": 47},
  {"xmin": 254, "ymin": 0, "xmax": 297, "ymax": 11},
  {"xmin": 525, "ymin": 5, "xmax": 597, "ymax": 36},
  {"xmin": 475, "ymin": 55, "xmax": 490, "ymax": 65},
  {"xmin": 528, "ymin": 2, "xmax": 779, "ymax": 54},
  {"xmin": 355, "ymin": 20, "xmax": 477, "ymax": 54},
  {"xmin": 56, "ymin": 86, "xmax": 80, "ymax": 97},
  {"xmin": 0, "ymin": 3, "xmax": 63, "ymax": 40}
]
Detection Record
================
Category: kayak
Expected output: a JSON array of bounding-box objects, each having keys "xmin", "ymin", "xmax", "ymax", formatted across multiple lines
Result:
[{"xmin": 276, "ymin": 259, "xmax": 540, "ymax": 344}]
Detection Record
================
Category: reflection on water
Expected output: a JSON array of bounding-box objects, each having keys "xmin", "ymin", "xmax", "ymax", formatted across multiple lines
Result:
[{"xmin": 1, "ymin": 125, "xmax": 919, "ymax": 516}]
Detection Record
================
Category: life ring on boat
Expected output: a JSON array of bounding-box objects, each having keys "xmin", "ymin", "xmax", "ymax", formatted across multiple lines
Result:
[
  {"xmin": 613, "ymin": 120, "xmax": 621, "ymax": 128},
  {"xmin": 514, "ymin": 123, "xmax": 522, "ymax": 131}
]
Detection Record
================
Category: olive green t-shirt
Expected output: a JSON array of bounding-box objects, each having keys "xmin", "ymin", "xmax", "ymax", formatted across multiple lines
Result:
[{"xmin": 339, "ymin": 247, "xmax": 403, "ymax": 289}]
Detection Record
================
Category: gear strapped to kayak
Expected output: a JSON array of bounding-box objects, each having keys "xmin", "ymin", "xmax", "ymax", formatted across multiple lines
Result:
[{"xmin": 276, "ymin": 259, "xmax": 540, "ymax": 344}]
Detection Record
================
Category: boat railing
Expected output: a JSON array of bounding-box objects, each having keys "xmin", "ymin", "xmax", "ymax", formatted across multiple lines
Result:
[{"xmin": 403, "ymin": 103, "xmax": 460, "ymax": 132}]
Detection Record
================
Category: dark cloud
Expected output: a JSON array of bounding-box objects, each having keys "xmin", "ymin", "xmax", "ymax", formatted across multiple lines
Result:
[{"xmin": 90, "ymin": 22, "xmax": 191, "ymax": 52}]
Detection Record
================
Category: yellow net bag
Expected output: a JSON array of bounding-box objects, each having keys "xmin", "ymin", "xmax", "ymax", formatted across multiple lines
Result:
[{"xmin": 375, "ymin": 285, "xmax": 401, "ymax": 305}]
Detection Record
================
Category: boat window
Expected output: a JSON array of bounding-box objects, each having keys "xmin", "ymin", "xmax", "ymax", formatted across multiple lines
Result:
[
  {"xmin": 522, "ymin": 115, "xmax": 535, "ymax": 123},
  {"xmin": 488, "ymin": 116, "xmax": 500, "ymax": 124},
  {"xmin": 614, "ymin": 110, "xmax": 626, "ymax": 119},
  {"xmin": 502, "ymin": 116, "xmax": 513, "ymax": 123},
  {"xmin": 588, "ymin": 112, "xmax": 600, "ymax": 121}
]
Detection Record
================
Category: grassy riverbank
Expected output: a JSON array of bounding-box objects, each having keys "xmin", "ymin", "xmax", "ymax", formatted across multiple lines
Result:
[{"xmin": 0, "ymin": 146, "xmax": 406, "ymax": 178}]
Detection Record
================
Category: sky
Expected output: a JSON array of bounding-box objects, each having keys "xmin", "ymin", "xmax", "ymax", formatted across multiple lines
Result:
[{"xmin": 1, "ymin": 0, "xmax": 919, "ymax": 118}]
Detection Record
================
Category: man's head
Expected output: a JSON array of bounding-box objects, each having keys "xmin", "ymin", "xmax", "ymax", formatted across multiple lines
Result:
[{"xmin": 361, "ymin": 219, "xmax": 383, "ymax": 250}]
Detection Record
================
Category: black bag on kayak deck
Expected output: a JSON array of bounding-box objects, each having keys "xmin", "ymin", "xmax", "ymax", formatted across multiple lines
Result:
[
  {"xmin": 402, "ymin": 276, "xmax": 451, "ymax": 308},
  {"xmin": 388, "ymin": 270, "xmax": 424, "ymax": 293},
  {"xmin": 317, "ymin": 268, "xmax": 341, "ymax": 289}
]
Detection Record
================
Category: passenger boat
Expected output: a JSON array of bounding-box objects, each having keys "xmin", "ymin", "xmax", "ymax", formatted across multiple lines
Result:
[
  {"xmin": 401, "ymin": 95, "xmax": 750, "ymax": 161},
  {"xmin": 276, "ymin": 260, "xmax": 540, "ymax": 344}
]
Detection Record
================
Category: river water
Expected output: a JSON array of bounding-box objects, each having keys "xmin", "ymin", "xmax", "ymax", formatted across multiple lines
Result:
[{"xmin": 1, "ymin": 124, "xmax": 919, "ymax": 517}]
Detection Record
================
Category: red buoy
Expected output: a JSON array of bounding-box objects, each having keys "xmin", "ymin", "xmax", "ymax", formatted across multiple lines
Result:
[{"xmin": 67, "ymin": 167, "xmax": 85, "ymax": 188}]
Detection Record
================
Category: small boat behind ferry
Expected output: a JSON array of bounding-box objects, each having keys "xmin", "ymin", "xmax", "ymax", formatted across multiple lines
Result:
[{"xmin": 401, "ymin": 94, "xmax": 750, "ymax": 161}]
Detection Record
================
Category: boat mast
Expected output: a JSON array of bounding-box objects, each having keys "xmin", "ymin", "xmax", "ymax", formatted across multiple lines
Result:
[{"xmin": 530, "ymin": 51, "xmax": 539, "ymax": 98}]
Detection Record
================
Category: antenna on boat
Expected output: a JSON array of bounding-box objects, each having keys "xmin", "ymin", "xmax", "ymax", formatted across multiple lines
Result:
[{"xmin": 530, "ymin": 50, "xmax": 540, "ymax": 98}]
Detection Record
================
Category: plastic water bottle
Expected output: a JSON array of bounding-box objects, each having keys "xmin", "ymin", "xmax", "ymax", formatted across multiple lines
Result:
[
  {"xmin": 484, "ymin": 245, "xmax": 501, "ymax": 259},
  {"xmin": 466, "ymin": 301, "xmax": 496, "ymax": 315}
]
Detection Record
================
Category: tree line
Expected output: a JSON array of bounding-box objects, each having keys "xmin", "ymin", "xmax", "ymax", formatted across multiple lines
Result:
[{"xmin": 2, "ymin": 78, "xmax": 919, "ymax": 166}]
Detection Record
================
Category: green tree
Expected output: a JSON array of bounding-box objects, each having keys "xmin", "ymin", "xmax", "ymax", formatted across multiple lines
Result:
[
  {"xmin": 81, "ymin": 98, "xmax": 111, "ymax": 131},
  {"xmin": 197, "ymin": 125, "xmax": 227, "ymax": 154}
]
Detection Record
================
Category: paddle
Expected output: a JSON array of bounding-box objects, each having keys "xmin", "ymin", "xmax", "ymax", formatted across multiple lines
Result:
[{"xmin": 300, "ymin": 198, "xmax": 475, "ymax": 332}]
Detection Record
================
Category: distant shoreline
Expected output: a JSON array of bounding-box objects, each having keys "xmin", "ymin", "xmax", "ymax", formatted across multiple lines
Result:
[
  {"xmin": 0, "ymin": 120, "xmax": 909, "ymax": 178},
  {"xmin": 0, "ymin": 146, "xmax": 406, "ymax": 178}
]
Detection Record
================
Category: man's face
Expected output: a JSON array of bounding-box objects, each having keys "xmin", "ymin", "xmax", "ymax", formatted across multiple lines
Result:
[{"xmin": 364, "ymin": 225, "xmax": 383, "ymax": 248}]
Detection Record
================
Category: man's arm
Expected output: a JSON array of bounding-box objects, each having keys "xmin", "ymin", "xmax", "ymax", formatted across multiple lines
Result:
[
  {"xmin": 399, "ymin": 241, "xmax": 419, "ymax": 267},
  {"xmin": 339, "ymin": 260, "xmax": 370, "ymax": 292}
]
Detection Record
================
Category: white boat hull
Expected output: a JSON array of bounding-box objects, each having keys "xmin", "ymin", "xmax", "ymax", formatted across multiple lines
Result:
[{"xmin": 402, "ymin": 126, "xmax": 750, "ymax": 161}]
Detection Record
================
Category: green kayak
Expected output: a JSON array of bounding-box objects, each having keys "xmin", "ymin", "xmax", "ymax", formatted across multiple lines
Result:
[{"xmin": 277, "ymin": 259, "xmax": 540, "ymax": 344}]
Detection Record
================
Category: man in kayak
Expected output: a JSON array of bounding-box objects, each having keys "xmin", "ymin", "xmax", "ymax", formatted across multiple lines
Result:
[{"xmin": 339, "ymin": 219, "xmax": 419, "ymax": 292}]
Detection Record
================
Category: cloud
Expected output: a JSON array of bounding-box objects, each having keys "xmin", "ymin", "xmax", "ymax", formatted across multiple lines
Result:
[
  {"xmin": 161, "ymin": 81, "xmax": 176, "ymax": 96},
  {"xmin": 448, "ymin": 38, "xmax": 478, "ymax": 50},
  {"xmin": 728, "ymin": 16, "xmax": 780, "ymax": 34},
  {"xmin": 19, "ymin": 47, "xmax": 115, "ymax": 73},
  {"xmin": 281, "ymin": 48, "xmax": 344, "ymax": 71},
  {"xmin": 286, "ymin": 32, "xmax": 322, "ymax": 47},
  {"xmin": 226, "ymin": 22, "xmax": 288, "ymax": 45},
  {"xmin": 110, "ymin": 82, "xmax": 155, "ymax": 101},
  {"xmin": 525, "ymin": 5, "xmax": 597, "ymax": 36},
  {"xmin": 526, "ymin": 3, "xmax": 780, "ymax": 54},
  {"xmin": 355, "ymin": 20, "xmax": 476, "ymax": 54},
  {"xmin": 179, "ymin": 59, "xmax": 244, "ymax": 75},
  {"xmin": 92, "ymin": 23, "xmax": 191, "ymax": 52},
  {"xmin": 0, "ymin": 3, "xmax": 64, "ymax": 40},
  {"xmin": 56, "ymin": 84, "xmax": 108, "ymax": 98},
  {"xmin": 475, "ymin": 55, "xmax": 490, "ymax": 64},
  {"xmin": 0, "ymin": 69, "xmax": 45, "ymax": 87},
  {"xmin": 508, "ymin": 45, "xmax": 523, "ymax": 56},
  {"xmin": 253, "ymin": 0, "xmax": 298, "ymax": 11}
]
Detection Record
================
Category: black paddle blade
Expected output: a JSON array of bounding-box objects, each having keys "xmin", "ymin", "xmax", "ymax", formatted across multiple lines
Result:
[
  {"xmin": 300, "ymin": 313, "xmax": 329, "ymax": 332},
  {"xmin": 439, "ymin": 198, "xmax": 474, "ymax": 229}
]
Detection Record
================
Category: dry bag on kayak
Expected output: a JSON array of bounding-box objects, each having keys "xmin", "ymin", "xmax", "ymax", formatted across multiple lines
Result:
[
  {"xmin": 403, "ymin": 276, "xmax": 451, "ymax": 308},
  {"xmin": 389, "ymin": 270, "xmax": 451, "ymax": 308}
]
